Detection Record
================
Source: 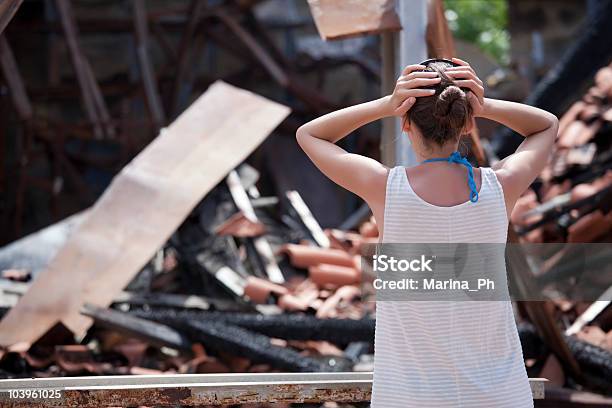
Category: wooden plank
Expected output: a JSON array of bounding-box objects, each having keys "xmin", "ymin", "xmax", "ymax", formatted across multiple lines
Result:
[
  {"xmin": 54, "ymin": 0, "xmax": 103, "ymax": 138},
  {"xmin": 169, "ymin": 0, "xmax": 205, "ymax": 117},
  {"xmin": 0, "ymin": 373, "xmax": 547, "ymax": 407},
  {"xmin": 307, "ymin": 0, "xmax": 401, "ymax": 41},
  {"xmin": 132, "ymin": 0, "xmax": 165, "ymax": 127},
  {"xmin": 226, "ymin": 170, "xmax": 284, "ymax": 283},
  {"xmin": 0, "ymin": 0, "xmax": 23, "ymax": 35},
  {"xmin": 565, "ymin": 285, "xmax": 612, "ymax": 336},
  {"xmin": 0, "ymin": 35, "xmax": 32, "ymax": 119},
  {"xmin": 286, "ymin": 190, "xmax": 330, "ymax": 247},
  {"xmin": 215, "ymin": 10, "xmax": 287, "ymax": 86},
  {"xmin": 82, "ymin": 57, "xmax": 115, "ymax": 138},
  {"xmin": 215, "ymin": 10, "xmax": 333, "ymax": 112},
  {"xmin": 2, "ymin": 284, "xmax": 246, "ymax": 312},
  {"xmin": 54, "ymin": 0, "xmax": 115, "ymax": 138},
  {"xmin": 0, "ymin": 81, "xmax": 290, "ymax": 347}
]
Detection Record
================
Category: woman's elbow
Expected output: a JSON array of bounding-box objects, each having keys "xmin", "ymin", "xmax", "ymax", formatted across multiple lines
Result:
[
  {"xmin": 537, "ymin": 112, "xmax": 558, "ymax": 141},
  {"xmin": 547, "ymin": 113, "xmax": 559, "ymax": 139},
  {"xmin": 542, "ymin": 114, "xmax": 559, "ymax": 153},
  {"xmin": 295, "ymin": 126, "xmax": 309, "ymax": 149}
]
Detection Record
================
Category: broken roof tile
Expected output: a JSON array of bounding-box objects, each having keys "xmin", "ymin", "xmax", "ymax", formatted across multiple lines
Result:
[
  {"xmin": 594, "ymin": 66, "xmax": 612, "ymax": 95},
  {"xmin": 243, "ymin": 276, "xmax": 288, "ymax": 304},
  {"xmin": 214, "ymin": 211, "xmax": 266, "ymax": 237},
  {"xmin": 558, "ymin": 101, "xmax": 586, "ymax": 136},
  {"xmin": 316, "ymin": 285, "xmax": 361, "ymax": 318},
  {"xmin": 358, "ymin": 220, "xmax": 378, "ymax": 238},
  {"xmin": 280, "ymin": 243, "xmax": 356, "ymax": 269},
  {"xmin": 309, "ymin": 264, "xmax": 360, "ymax": 287},
  {"xmin": 578, "ymin": 104, "xmax": 601, "ymax": 122},
  {"xmin": 567, "ymin": 210, "xmax": 612, "ymax": 243}
]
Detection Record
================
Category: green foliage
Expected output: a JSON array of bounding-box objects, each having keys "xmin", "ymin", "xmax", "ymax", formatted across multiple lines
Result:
[{"xmin": 443, "ymin": 0, "xmax": 510, "ymax": 64}]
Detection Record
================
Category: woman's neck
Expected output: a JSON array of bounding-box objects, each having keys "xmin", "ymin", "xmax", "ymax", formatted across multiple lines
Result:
[{"xmin": 414, "ymin": 144, "xmax": 459, "ymax": 162}]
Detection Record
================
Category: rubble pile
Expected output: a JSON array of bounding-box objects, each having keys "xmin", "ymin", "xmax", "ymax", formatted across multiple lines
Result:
[
  {"xmin": 0, "ymin": 164, "xmax": 380, "ymax": 380},
  {"xmin": 507, "ymin": 61, "xmax": 612, "ymax": 395}
]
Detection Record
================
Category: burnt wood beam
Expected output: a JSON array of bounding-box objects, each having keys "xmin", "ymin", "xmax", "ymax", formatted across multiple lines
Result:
[
  {"xmin": 0, "ymin": 0, "xmax": 23, "ymax": 35},
  {"xmin": 132, "ymin": 0, "xmax": 165, "ymax": 128}
]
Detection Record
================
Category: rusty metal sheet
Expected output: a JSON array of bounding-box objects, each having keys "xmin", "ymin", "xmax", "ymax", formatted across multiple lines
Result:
[
  {"xmin": 0, "ymin": 81, "xmax": 290, "ymax": 347},
  {"xmin": 0, "ymin": 372, "xmax": 547, "ymax": 407},
  {"xmin": 307, "ymin": 0, "xmax": 401, "ymax": 41}
]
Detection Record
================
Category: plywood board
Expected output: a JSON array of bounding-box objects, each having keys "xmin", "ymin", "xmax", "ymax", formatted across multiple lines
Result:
[
  {"xmin": 308, "ymin": 0, "xmax": 401, "ymax": 41},
  {"xmin": 0, "ymin": 81, "xmax": 290, "ymax": 347}
]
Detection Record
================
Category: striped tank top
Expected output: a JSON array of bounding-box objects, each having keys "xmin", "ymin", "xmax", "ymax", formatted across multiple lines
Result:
[{"xmin": 370, "ymin": 165, "xmax": 533, "ymax": 408}]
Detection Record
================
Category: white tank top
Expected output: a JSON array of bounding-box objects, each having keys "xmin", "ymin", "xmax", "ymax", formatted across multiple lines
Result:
[{"xmin": 370, "ymin": 165, "xmax": 534, "ymax": 408}]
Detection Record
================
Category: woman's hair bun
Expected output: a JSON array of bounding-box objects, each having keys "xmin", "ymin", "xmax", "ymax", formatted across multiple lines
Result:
[
  {"xmin": 406, "ymin": 60, "xmax": 474, "ymax": 146},
  {"xmin": 433, "ymin": 85, "xmax": 469, "ymax": 129}
]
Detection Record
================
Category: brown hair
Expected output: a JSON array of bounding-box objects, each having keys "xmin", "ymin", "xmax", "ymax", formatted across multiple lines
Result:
[{"xmin": 406, "ymin": 61, "xmax": 473, "ymax": 147}]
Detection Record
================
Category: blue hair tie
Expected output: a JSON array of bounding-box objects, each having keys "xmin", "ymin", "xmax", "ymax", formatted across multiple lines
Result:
[{"xmin": 421, "ymin": 151, "xmax": 479, "ymax": 203}]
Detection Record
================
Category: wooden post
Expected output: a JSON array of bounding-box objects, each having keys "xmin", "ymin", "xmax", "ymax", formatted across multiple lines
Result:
[{"xmin": 380, "ymin": 0, "xmax": 428, "ymax": 167}]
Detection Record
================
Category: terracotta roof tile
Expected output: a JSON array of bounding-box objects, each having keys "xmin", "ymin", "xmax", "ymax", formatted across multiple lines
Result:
[
  {"xmin": 558, "ymin": 101, "xmax": 586, "ymax": 136},
  {"xmin": 309, "ymin": 263, "xmax": 360, "ymax": 287},
  {"xmin": 558, "ymin": 119, "xmax": 602, "ymax": 148},
  {"xmin": 316, "ymin": 285, "xmax": 361, "ymax": 318},
  {"xmin": 280, "ymin": 243, "xmax": 356, "ymax": 269},
  {"xmin": 358, "ymin": 220, "xmax": 378, "ymax": 238},
  {"xmin": 594, "ymin": 66, "xmax": 612, "ymax": 95},
  {"xmin": 576, "ymin": 326, "xmax": 609, "ymax": 350},
  {"xmin": 578, "ymin": 104, "xmax": 601, "ymax": 122},
  {"xmin": 214, "ymin": 211, "xmax": 266, "ymax": 237},
  {"xmin": 567, "ymin": 210, "xmax": 612, "ymax": 243},
  {"xmin": 243, "ymin": 276, "xmax": 289, "ymax": 304}
]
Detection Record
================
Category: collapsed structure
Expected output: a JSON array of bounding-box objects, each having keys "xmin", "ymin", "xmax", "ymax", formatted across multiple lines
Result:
[{"xmin": 0, "ymin": 1, "xmax": 610, "ymax": 407}]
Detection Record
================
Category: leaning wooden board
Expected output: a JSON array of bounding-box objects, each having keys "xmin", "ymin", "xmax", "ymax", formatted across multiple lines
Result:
[{"xmin": 0, "ymin": 81, "xmax": 290, "ymax": 347}]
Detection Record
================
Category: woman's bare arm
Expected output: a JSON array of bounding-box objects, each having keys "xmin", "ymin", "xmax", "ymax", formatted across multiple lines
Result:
[
  {"xmin": 478, "ymin": 98, "xmax": 558, "ymax": 205},
  {"xmin": 296, "ymin": 97, "xmax": 391, "ymax": 204},
  {"xmin": 296, "ymin": 65, "xmax": 439, "ymax": 204}
]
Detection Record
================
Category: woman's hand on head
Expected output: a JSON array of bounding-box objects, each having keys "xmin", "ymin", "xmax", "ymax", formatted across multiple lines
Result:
[
  {"xmin": 445, "ymin": 57, "xmax": 485, "ymax": 117},
  {"xmin": 384, "ymin": 64, "xmax": 439, "ymax": 117}
]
